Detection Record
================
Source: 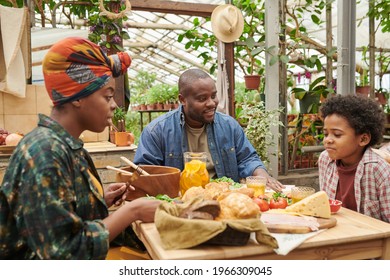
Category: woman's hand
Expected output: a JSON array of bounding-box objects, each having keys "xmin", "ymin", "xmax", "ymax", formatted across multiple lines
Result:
[
  {"xmin": 128, "ymin": 197, "xmax": 162, "ymax": 223},
  {"xmin": 104, "ymin": 182, "xmax": 134, "ymax": 208}
]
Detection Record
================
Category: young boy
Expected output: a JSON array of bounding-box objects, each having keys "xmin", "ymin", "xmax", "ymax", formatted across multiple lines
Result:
[{"xmin": 319, "ymin": 94, "xmax": 390, "ymax": 222}]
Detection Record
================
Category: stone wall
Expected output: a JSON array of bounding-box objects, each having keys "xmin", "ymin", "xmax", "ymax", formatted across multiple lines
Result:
[{"xmin": 0, "ymin": 85, "xmax": 109, "ymax": 142}]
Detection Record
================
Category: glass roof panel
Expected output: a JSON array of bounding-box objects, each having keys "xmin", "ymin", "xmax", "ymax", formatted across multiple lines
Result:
[{"xmin": 30, "ymin": 1, "xmax": 389, "ymax": 88}]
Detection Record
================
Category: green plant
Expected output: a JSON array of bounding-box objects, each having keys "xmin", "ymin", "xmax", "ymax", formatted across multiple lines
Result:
[
  {"xmin": 88, "ymin": 2, "xmax": 130, "ymax": 53},
  {"xmin": 234, "ymin": 82, "xmax": 261, "ymax": 104},
  {"xmin": 291, "ymin": 76, "xmax": 333, "ymax": 113},
  {"xmin": 137, "ymin": 95, "xmax": 147, "ymax": 106},
  {"xmin": 238, "ymin": 101, "xmax": 283, "ymax": 166},
  {"xmin": 356, "ymin": 67, "xmax": 369, "ymax": 87},
  {"xmin": 147, "ymin": 84, "xmax": 165, "ymax": 104},
  {"xmin": 234, "ymin": 82, "xmax": 263, "ymax": 117},
  {"xmin": 130, "ymin": 70, "xmax": 157, "ymax": 105},
  {"xmin": 113, "ymin": 106, "xmax": 127, "ymax": 131},
  {"xmin": 167, "ymin": 85, "xmax": 179, "ymax": 104},
  {"xmin": 376, "ymin": 50, "xmax": 390, "ymax": 92},
  {"xmin": 367, "ymin": 0, "xmax": 390, "ymax": 33},
  {"xmin": 233, "ymin": 0, "xmax": 268, "ymax": 76},
  {"xmin": 178, "ymin": 0, "xmax": 272, "ymax": 77},
  {"xmin": 125, "ymin": 111, "xmax": 141, "ymax": 144}
]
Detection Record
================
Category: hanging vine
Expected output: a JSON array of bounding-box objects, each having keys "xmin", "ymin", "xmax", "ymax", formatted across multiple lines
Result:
[{"xmin": 88, "ymin": 0, "xmax": 131, "ymax": 53}]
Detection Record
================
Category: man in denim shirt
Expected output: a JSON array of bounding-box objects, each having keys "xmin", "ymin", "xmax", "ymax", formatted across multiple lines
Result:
[{"xmin": 134, "ymin": 69, "xmax": 283, "ymax": 191}]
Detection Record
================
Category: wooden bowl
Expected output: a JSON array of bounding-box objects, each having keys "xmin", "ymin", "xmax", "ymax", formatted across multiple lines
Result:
[{"xmin": 116, "ymin": 165, "xmax": 181, "ymax": 200}]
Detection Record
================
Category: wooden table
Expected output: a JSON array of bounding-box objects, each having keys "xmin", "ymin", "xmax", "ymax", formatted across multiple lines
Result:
[{"xmin": 133, "ymin": 208, "xmax": 390, "ymax": 260}]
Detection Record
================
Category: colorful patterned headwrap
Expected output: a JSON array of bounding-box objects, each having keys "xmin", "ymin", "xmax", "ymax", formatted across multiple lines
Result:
[{"xmin": 42, "ymin": 37, "xmax": 132, "ymax": 106}]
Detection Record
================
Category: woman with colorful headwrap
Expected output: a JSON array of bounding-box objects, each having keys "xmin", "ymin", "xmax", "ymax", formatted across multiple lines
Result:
[{"xmin": 0, "ymin": 37, "xmax": 160, "ymax": 259}]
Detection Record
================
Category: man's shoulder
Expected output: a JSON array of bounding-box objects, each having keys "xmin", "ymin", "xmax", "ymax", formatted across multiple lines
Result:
[
  {"xmin": 215, "ymin": 111, "xmax": 239, "ymax": 123},
  {"xmin": 214, "ymin": 112, "xmax": 241, "ymax": 130}
]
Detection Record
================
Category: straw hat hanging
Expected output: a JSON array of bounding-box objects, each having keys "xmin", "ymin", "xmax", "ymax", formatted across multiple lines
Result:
[
  {"xmin": 99, "ymin": 0, "xmax": 132, "ymax": 20},
  {"xmin": 211, "ymin": 4, "xmax": 244, "ymax": 43}
]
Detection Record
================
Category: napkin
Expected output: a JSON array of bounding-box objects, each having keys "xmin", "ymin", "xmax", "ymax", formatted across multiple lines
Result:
[
  {"xmin": 270, "ymin": 229, "xmax": 325, "ymax": 255},
  {"xmin": 155, "ymin": 198, "xmax": 278, "ymax": 250}
]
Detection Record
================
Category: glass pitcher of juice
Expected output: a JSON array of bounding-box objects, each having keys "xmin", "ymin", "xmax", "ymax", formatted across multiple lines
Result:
[{"xmin": 180, "ymin": 152, "xmax": 210, "ymax": 195}]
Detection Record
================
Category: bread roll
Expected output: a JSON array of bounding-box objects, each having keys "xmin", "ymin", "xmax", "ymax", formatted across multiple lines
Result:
[
  {"xmin": 181, "ymin": 186, "xmax": 206, "ymax": 202},
  {"xmin": 204, "ymin": 182, "xmax": 229, "ymax": 200},
  {"xmin": 217, "ymin": 187, "xmax": 255, "ymax": 201},
  {"xmin": 216, "ymin": 192, "xmax": 260, "ymax": 220}
]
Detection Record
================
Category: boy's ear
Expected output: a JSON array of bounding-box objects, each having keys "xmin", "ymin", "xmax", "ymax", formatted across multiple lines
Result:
[{"xmin": 359, "ymin": 133, "xmax": 371, "ymax": 146}]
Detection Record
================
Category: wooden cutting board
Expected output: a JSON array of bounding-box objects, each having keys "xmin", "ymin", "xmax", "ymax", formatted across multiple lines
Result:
[{"xmin": 263, "ymin": 215, "xmax": 337, "ymax": 234}]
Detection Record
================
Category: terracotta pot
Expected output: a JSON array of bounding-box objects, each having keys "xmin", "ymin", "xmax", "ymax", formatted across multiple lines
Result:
[
  {"xmin": 356, "ymin": 86, "xmax": 370, "ymax": 97},
  {"xmin": 116, "ymin": 165, "xmax": 180, "ymax": 200},
  {"xmin": 163, "ymin": 103, "xmax": 172, "ymax": 110},
  {"xmin": 155, "ymin": 103, "xmax": 164, "ymax": 110},
  {"xmin": 139, "ymin": 104, "xmax": 147, "ymax": 111},
  {"xmin": 146, "ymin": 104, "xmax": 156, "ymax": 110},
  {"xmin": 115, "ymin": 132, "xmax": 134, "ymax": 146},
  {"xmin": 375, "ymin": 92, "xmax": 387, "ymax": 105},
  {"xmin": 244, "ymin": 75, "xmax": 261, "ymax": 90}
]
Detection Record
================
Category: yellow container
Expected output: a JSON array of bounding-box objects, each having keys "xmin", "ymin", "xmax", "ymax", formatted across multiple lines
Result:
[{"xmin": 179, "ymin": 152, "xmax": 209, "ymax": 195}]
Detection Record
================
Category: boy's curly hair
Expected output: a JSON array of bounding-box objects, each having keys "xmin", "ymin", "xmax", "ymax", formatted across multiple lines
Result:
[{"xmin": 320, "ymin": 94, "xmax": 385, "ymax": 147}]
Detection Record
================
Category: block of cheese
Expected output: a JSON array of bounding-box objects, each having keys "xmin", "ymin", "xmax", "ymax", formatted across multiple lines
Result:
[{"xmin": 285, "ymin": 191, "xmax": 331, "ymax": 218}]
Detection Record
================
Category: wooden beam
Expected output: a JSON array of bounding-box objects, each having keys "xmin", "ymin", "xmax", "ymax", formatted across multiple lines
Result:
[
  {"xmin": 123, "ymin": 21, "xmax": 189, "ymax": 30},
  {"xmin": 225, "ymin": 43, "xmax": 235, "ymax": 118},
  {"xmin": 123, "ymin": 41, "xmax": 207, "ymax": 70},
  {"xmin": 130, "ymin": 0, "xmax": 216, "ymax": 17}
]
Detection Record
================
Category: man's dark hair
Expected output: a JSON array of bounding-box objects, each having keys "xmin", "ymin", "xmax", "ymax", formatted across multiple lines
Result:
[{"xmin": 320, "ymin": 94, "xmax": 385, "ymax": 147}]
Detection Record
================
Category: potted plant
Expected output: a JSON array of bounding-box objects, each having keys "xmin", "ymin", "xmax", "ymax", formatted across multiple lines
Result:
[
  {"xmin": 356, "ymin": 68, "xmax": 370, "ymax": 97},
  {"xmin": 179, "ymin": 0, "xmax": 270, "ymax": 90},
  {"xmin": 113, "ymin": 106, "xmax": 127, "ymax": 132},
  {"xmin": 137, "ymin": 95, "xmax": 147, "ymax": 111},
  {"xmin": 109, "ymin": 106, "xmax": 127, "ymax": 143},
  {"xmin": 147, "ymin": 84, "xmax": 167, "ymax": 110},
  {"xmin": 234, "ymin": 82, "xmax": 262, "ymax": 123},
  {"xmin": 233, "ymin": 0, "xmax": 267, "ymax": 90},
  {"xmin": 130, "ymin": 70, "xmax": 157, "ymax": 111},
  {"xmin": 375, "ymin": 50, "xmax": 390, "ymax": 105},
  {"xmin": 161, "ymin": 84, "xmax": 179, "ymax": 110},
  {"xmin": 291, "ymin": 76, "xmax": 333, "ymax": 114}
]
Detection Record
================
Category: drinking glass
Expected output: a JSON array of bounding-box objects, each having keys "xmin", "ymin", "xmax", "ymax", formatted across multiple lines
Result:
[
  {"xmin": 291, "ymin": 186, "xmax": 315, "ymax": 204},
  {"xmin": 246, "ymin": 176, "xmax": 267, "ymax": 197}
]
